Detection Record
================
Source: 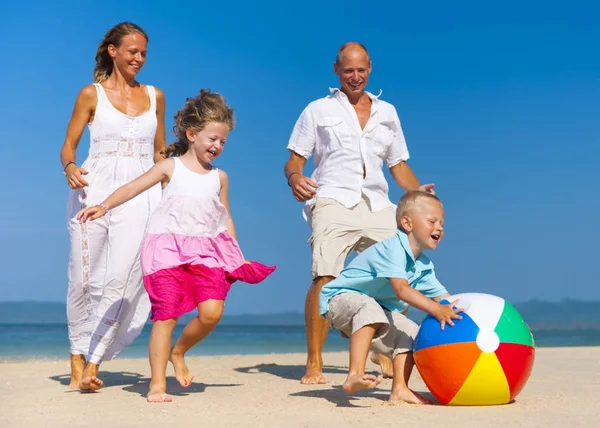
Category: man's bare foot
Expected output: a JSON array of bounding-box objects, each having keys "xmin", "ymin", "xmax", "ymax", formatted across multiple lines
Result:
[
  {"xmin": 68, "ymin": 354, "xmax": 86, "ymax": 389},
  {"xmin": 370, "ymin": 353, "xmax": 394, "ymax": 379},
  {"xmin": 342, "ymin": 373, "xmax": 383, "ymax": 394},
  {"xmin": 147, "ymin": 384, "xmax": 172, "ymax": 403},
  {"xmin": 79, "ymin": 376, "xmax": 103, "ymax": 391},
  {"xmin": 300, "ymin": 366, "xmax": 327, "ymax": 385},
  {"xmin": 169, "ymin": 352, "xmax": 194, "ymax": 387},
  {"xmin": 389, "ymin": 388, "xmax": 433, "ymax": 404}
]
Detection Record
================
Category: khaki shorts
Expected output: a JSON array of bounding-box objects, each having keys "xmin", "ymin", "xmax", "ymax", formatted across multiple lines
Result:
[
  {"xmin": 309, "ymin": 197, "xmax": 396, "ymax": 279},
  {"xmin": 325, "ymin": 292, "xmax": 419, "ymax": 359}
]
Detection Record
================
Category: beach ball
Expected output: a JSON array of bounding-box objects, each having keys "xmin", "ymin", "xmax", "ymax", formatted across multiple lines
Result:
[{"xmin": 413, "ymin": 293, "xmax": 535, "ymax": 406}]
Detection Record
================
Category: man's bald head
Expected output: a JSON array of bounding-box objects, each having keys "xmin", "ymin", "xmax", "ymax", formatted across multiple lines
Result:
[{"xmin": 335, "ymin": 42, "xmax": 370, "ymax": 66}]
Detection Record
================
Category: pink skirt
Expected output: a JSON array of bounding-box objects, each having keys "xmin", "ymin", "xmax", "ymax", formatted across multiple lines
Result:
[{"xmin": 143, "ymin": 261, "xmax": 275, "ymax": 321}]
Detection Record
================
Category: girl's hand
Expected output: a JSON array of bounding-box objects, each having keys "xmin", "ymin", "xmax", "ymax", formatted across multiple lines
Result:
[
  {"xmin": 433, "ymin": 299, "xmax": 464, "ymax": 330},
  {"xmin": 65, "ymin": 163, "xmax": 89, "ymax": 189},
  {"xmin": 77, "ymin": 205, "xmax": 107, "ymax": 223}
]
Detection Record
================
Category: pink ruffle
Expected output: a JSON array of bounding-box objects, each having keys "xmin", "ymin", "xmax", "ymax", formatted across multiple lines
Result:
[
  {"xmin": 143, "ymin": 261, "xmax": 276, "ymax": 321},
  {"xmin": 141, "ymin": 231, "xmax": 245, "ymax": 276}
]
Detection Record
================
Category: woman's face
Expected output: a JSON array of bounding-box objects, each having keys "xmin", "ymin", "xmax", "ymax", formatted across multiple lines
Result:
[{"xmin": 109, "ymin": 33, "xmax": 147, "ymax": 79}]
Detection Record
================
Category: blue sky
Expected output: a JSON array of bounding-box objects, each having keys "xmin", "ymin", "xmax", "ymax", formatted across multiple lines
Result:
[{"xmin": 0, "ymin": 1, "xmax": 598, "ymax": 314}]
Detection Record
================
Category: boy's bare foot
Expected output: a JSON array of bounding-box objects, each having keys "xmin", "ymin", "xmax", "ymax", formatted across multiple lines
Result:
[
  {"xmin": 68, "ymin": 354, "xmax": 86, "ymax": 389},
  {"xmin": 79, "ymin": 376, "xmax": 103, "ymax": 391},
  {"xmin": 147, "ymin": 384, "xmax": 172, "ymax": 403},
  {"xmin": 169, "ymin": 352, "xmax": 194, "ymax": 387},
  {"xmin": 342, "ymin": 373, "xmax": 383, "ymax": 394},
  {"xmin": 301, "ymin": 365, "xmax": 327, "ymax": 385},
  {"xmin": 370, "ymin": 353, "xmax": 394, "ymax": 378},
  {"xmin": 389, "ymin": 388, "xmax": 433, "ymax": 404}
]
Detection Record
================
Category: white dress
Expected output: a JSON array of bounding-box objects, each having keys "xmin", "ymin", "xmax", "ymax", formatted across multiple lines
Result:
[{"xmin": 66, "ymin": 83, "xmax": 160, "ymax": 364}]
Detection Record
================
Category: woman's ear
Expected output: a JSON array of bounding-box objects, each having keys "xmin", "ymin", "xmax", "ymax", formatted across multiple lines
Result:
[{"xmin": 107, "ymin": 44, "xmax": 117, "ymax": 59}]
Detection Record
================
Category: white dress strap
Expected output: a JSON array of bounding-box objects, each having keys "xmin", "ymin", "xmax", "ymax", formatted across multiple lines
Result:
[{"xmin": 146, "ymin": 85, "xmax": 156, "ymax": 112}]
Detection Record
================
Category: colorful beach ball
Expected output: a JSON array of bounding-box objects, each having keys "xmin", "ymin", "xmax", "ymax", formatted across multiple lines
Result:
[{"xmin": 413, "ymin": 293, "xmax": 535, "ymax": 406}]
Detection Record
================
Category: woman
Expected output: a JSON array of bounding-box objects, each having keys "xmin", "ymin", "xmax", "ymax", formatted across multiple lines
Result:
[{"xmin": 59, "ymin": 21, "xmax": 166, "ymax": 391}]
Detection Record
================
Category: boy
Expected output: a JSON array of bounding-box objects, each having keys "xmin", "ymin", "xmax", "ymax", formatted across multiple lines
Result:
[{"xmin": 319, "ymin": 191, "xmax": 463, "ymax": 404}]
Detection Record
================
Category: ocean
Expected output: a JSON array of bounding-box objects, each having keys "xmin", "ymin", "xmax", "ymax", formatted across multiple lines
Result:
[{"xmin": 1, "ymin": 323, "xmax": 599, "ymax": 361}]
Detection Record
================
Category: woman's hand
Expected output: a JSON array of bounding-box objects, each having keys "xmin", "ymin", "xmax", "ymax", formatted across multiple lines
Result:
[{"xmin": 65, "ymin": 163, "xmax": 89, "ymax": 189}]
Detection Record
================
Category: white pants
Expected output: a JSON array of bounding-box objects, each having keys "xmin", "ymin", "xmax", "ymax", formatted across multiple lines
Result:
[{"xmin": 66, "ymin": 159, "xmax": 159, "ymax": 364}]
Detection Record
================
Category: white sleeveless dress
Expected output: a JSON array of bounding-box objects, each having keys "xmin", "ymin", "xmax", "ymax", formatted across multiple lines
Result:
[{"xmin": 66, "ymin": 83, "xmax": 161, "ymax": 364}]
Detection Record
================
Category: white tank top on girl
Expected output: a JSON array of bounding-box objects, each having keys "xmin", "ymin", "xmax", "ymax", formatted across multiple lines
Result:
[{"xmin": 146, "ymin": 157, "xmax": 229, "ymax": 237}]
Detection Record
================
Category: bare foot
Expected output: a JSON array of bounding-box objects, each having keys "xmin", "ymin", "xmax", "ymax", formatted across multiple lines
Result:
[
  {"xmin": 169, "ymin": 352, "xmax": 194, "ymax": 387},
  {"xmin": 68, "ymin": 354, "xmax": 86, "ymax": 389},
  {"xmin": 300, "ymin": 366, "xmax": 327, "ymax": 385},
  {"xmin": 147, "ymin": 384, "xmax": 172, "ymax": 403},
  {"xmin": 79, "ymin": 362, "xmax": 102, "ymax": 391},
  {"xmin": 79, "ymin": 376, "xmax": 103, "ymax": 391},
  {"xmin": 389, "ymin": 388, "xmax": 433, "ymax": 404},
  {"xmin": 370, "ymin": 352, "xmax": 394, "ymax": 379},
  {"xmin": 342, "ymin": 373, "xmax": 383, "ymax": 394}
]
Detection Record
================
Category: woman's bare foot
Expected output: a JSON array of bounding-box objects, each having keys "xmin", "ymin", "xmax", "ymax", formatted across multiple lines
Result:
[
  {"xmin": 79, "ymin": 376, "xmax": 103, "ymax": 391},
  {"xmin": 389, "ymin": 388, "xmax": 433, "ymax": 404},
  {"xmin": 68, "ymin": 354, "xmax": 86, "ymax": 389},
  {"xmin": 79, "ymin": 363, "xmax": 102, "ymax": 391},
  {"xmin": 370, "ymin": 353, "xmax": 394, "ymax": 378},
  {"xmin": 147, "ymin": 383, "xmax": 172, "ymax": 403},
  {"xmin": 342, "ymin": 373, "xmax": 383, "ymax": 394},
  {"xmin": 169, "ymin": 352, "xmax": 194, "ymax": 387}
]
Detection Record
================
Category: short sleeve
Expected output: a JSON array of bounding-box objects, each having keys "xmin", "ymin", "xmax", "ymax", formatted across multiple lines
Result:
[
  {"xmin": 366, "ymin": 238, "xmax": 409, "ymax": 280},
  {"xmin": 415, "ymin": 270, "xmax": 447, "ymax": 298},
  {"xmin": 385, "ymin": 107, "xmax": 410, "ymax": 168},
  {"xmin": 287, "ymin": 105, "xmax": 316, "ymax": 159}
]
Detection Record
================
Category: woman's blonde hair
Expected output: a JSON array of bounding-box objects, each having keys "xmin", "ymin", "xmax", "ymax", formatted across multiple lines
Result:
[
  {"xmin": 163, "ymin": 89, "xmax": 235, "ymax": 158},
  {"xmin": 93, "ymin": 22, "xmax": 148, "ymax": 83}
]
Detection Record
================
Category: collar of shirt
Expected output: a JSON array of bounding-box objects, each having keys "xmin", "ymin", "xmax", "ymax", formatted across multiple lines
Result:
[
  {"xmin": 396, "ymin": 229, "xmax": 434, "ymax": 272},
  {"xmin": 328, "ymin": 87, "xmax": 383, "ymax": 101}
]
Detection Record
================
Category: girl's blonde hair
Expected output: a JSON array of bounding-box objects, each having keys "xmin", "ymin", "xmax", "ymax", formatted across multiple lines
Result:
[
  {"xmin": 163, "ymin": 89, "xmax": 235, "ymax": 158},
  {"xmin": 93, "ymin": 22, "xmax": 148, "ymax": 83}
]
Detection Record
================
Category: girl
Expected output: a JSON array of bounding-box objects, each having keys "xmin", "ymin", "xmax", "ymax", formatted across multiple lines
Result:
[
  {"xmin": 77, "ymin": 89, "xmax": 275, "ymax": 402},
  {"xmin": 60, "ymin": 21, "xmax": 166, "ymax": 391}
]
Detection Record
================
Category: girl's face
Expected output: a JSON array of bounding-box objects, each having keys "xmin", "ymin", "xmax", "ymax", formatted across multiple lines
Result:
[
  {"xmin": 186, "ymin": 122, "xmax": 229, "ymax": 165},
  {"xmin": 108, "ymin": 33, "xmax": 148, "ymax": 79}
]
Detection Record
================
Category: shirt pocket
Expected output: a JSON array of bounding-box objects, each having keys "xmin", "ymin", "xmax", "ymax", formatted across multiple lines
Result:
[
  {"xmin": 368, "ymin": 120, "xmax": 397, "ymax": 159},
  {"xmin": 316, "ymin": 117, "xmax": 350, "ymax": 152}
]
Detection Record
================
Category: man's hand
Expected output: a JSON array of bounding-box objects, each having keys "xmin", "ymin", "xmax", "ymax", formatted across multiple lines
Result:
[
  {"xmin": 289, "ymin": 174, "xmax": 318, "ymax": 202},
  {"xmin": 418, "ymin": 183, "xmax": 435, "ymax": 195}
]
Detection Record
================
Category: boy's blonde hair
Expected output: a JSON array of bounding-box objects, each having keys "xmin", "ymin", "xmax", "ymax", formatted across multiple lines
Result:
[{"xmin": 396, "ymin": 190, "xmax": 443, "ymax": 227}]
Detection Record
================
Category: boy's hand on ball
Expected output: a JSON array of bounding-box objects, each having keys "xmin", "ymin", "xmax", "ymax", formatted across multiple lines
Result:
[{"xmin": 434, "ymin": 300, "xmax": 464, "ymax": 330}]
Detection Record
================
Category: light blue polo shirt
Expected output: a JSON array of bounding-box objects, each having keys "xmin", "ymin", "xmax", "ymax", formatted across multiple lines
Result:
[{"xmin": 319, "ymin": 230, "xmax": 447, "ymax": 315}]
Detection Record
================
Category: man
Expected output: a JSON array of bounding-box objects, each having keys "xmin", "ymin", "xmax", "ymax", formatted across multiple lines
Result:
[{"xmin": 284, "ymin": 42, "xmax": 434, "ymax": 384}]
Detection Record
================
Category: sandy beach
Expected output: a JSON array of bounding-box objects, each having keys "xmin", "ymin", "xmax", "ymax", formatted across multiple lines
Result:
[{"xmin": 1, "ymin": 347, "xmax": 598, "ymax": 428}]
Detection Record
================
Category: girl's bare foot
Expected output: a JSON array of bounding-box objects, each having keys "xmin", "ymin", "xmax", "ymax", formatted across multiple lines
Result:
[
  {"xmin": 342, "ymin": 373, "xmax": 383, "ymax": 394},
  {"xmin": 389, "ymin": 388, "xmax": 433, "ymax": 404},
  {"xmin": 147, "ymin": 383, "xmax": 172, "ymax": 403},
  {"xmin": 68, "ymin": 354, "xmax": 86, "ymax": 389},
  {"xmin": 169, "ymin": 352, "xmax": 194, "ymax": 387}
]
